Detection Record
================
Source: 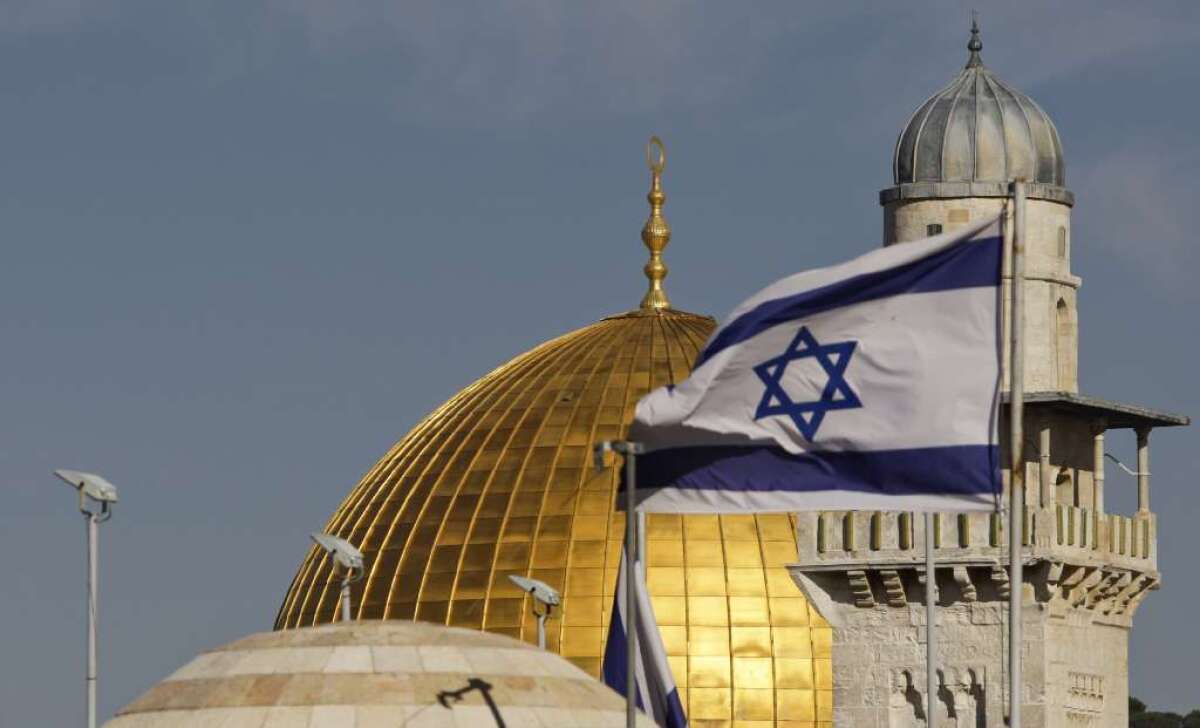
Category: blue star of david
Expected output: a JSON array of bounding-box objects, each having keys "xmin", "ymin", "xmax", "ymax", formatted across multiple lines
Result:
[{"xmin": 753, "ymin": 326, "xmax": 862, "ymax": 441}]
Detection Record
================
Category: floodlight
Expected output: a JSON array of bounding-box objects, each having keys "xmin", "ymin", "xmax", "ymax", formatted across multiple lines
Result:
[
  {"xmin": 310, "ymin": 532, "xmax": 364, "ymax": 571},
  {"xmin": 51, "ymin": 468, "xmax": 120, "ymax": 728},
  {"xmin": 311, "ymin": 532, "xmax": 365, "ymax": 622},
  {"xmin": 508, "ymin": 574, "xmax": 561, "ymax": 606},
  {"xmin": 55, "ymin": 469, "xmax": 119, "ymax": 505},
  {"xmin": 509, "ymin": 574, "xmax": 561, "ymax": 649}
]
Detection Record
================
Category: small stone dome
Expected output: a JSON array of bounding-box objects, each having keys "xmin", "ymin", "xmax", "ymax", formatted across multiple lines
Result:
[
  {"xmin": 106, "ymin": 621, "xmax": 655, "ymax": 727},
  {"xmin": 885, "ymin": 21, "xmax": 1072, "ymax": 206}
]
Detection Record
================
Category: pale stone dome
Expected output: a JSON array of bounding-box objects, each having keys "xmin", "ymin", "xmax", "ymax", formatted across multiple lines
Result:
[
  {"xmin": 885, "ymin": 21, "xmax": 1073, "ymax": 206},
  {"xmin": 105, "ymin": 621, "xmax": 656, "ymax": 727}
]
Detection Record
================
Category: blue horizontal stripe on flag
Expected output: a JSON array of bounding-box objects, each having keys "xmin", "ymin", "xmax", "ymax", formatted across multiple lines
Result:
[
  {"xmin": 695, "ymin": 235, "xmax": 1001, "ymax": 368},
  {"xmin": 625, "ymin": 443, "xmax": 999, "ymax": 499}
]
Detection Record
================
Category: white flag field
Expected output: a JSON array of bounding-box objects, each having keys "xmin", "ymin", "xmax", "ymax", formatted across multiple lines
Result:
[{"xmin": 628, "ymin": 215, "xmax": 1005, "ymax": 513}]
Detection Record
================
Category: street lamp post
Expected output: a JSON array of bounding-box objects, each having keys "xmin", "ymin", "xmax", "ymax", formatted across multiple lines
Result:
[{"xmin": 54, "ymin": 469, "xmax": 119, "ymax": 728}]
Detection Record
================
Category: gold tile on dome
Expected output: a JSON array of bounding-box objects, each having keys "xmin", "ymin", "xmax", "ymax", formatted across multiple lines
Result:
[
  {"xmin": 646, "ymin": 567, "xmax": 685, "ymax": 595},
  {"xmin": 495, "ymin": 543, "xmax": 530, "ymax": 570},
  {"xmin": 732, "ymin": 657, "xmax": 773, "ymax": 689},
  {"xmin": 568, "ymin": 540, "xmax": 606, "ymax": 567},
  {"xmin": 559, "ymin": 627, "xmax": 602, "ymax": 657},
  {"xmin": 647, "ymin": 540, "xmax": 684, "ymax": 567},
  {"xmin": 646, "ymin": 514, "xmax": 683, "ymax": 539},
  {"xmin": 725, "ymin": 568, "xmax": 767, "ymax": 596},
  {"xmin": 453, "ymin": 570, "xmax": 488, "ymax": 599},
  {"xmin": 775, "ymin": 658, "xmax": 814, "ymax": 689},
  {"xmin": 687, "ymin": 596, "xmax": 728, "ymax": 626},
  {"xmin": 462, "ymin": 544, "xmax": 494, "ymax": 570},
  {"xmin": 771, "ymin": 628, "xmax": 813, "ymax": 657},
  {"xmin": 724, "ymin": 541, "xmax": 764, "ymax": 568},
  {"xmin": 566, "ymin": 568, "xmax": 604, "ymax": 596},
  {"xmin": 689, "ymin": 627, "xmax": 730, "ymax": 656},
  {"xmin": 689, "ymin": 687, "xmax": 733, "ymax": 720},
  {"xmin": 816, "ymin": 689, "xmax": 834, "ymax": 721},
  {"xmin": 415, "ymin": 600, "xmax": 448, "ymax": 623},
  {"xmin": 689, "ymin": 655, "xmax": 731, "ymax": 688},
  {"xmin": 429, "ymin": 545, "xmax": 462, "ymax": 573},
  {"xmin": 733, "ymin": 688, "xmax": 776, "ymax": 720},
  {"xmin": 577, "ymin": 492, "xmax": 611, "ymax": 515},
  {"xmin": 532, "ymin": 544, "xmax": 568, "ymax": 568},
  {"xmin": 572, "ymin": 515, "xmax": 608, "ymax": 541},
  {"xmin": 768, "ymin": 598, "xmax": 811, "ymax": 626},
  {"xmin": 686, "ymin": 567, "xmax": 727, "ymax": 596},
  {"xmin": 730, "ymin": 627, "xmax": 771, "ymax": 657},
  {"xmin": 720, "ymin": 515, "xmax": 759, "ymax": 541},
  {"xmin": 776, "ymin": 688, "xmax": 816, "ymax": 721},
  {"xmin": 755, "ymin": 514, "xmax": 795, "ymax": 541},
  {"xmin": 659, "ymin": 625, "xmax": 688, "ymax": 656},
  {"xmin": 668, "ymin": 655, "xmax": 688, "ymax": 688},
  {"xmin": 421, "ymin": 573, "xmax": 454, "ymax": 600},
  {"xmin": 811, "ymin": 626, "xmax": 833, "ymax": 653},
  {"xmin": 761, "ymin": 541, "xmax": 798, "ymax": 567},
  {"xmin": 729, "ymin": 597, "xmax": 770, "ymax": 626},
  {"xmin": 472, "ymin": 517, "xmax": 505, "ymax": 543},
  {"xmin": 765, "ymin": 569, "xmax": 801, "ymax": 597},
  {"xmin": 684, "ymin": 515, "xmax": 722, "ymax": 541},
  {"xmin": 815, "ymin": 659, "xmax": 833, "ymax": 689},
  {"xmin": 650, "ymin": 596, "xmax": 686, "ymax": 625},
  {"xmin": 562, "ymin": 597, "xmax": 604, "ymax": 627},
  {"xmin": 483, "ymin": 598, "xmax": 523, "ymax": 628},
  {"xmin": 685, "ymin": 541, "xmax": 725, "ymax": 567},
  {"xmin": 448, "ymin": 599, "xmax": 483, "ymax": 627}
]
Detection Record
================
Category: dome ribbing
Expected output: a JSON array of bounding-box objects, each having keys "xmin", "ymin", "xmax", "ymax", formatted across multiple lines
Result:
[
  {"xmin": 275, "ymin": 307, "xmax": 834, "ymax": 725},
  {"xmin": 884, "ymin": 21, "xmax": 1072, "ymax": 206}
]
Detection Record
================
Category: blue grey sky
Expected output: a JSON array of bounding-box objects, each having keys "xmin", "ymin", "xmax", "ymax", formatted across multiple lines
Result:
[{"xmin": 2, "ymin": 2, "xmax": 1197, "ymax": 724}]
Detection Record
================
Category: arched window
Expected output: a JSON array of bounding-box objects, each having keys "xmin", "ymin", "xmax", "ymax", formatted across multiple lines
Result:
[{"xmin": 1056, "ymin": 298, "xmax": 1074, "ymax": 389}]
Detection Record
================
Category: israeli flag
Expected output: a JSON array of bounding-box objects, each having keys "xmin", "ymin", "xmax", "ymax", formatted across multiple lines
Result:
[
  {"xmin": 602, "ymin": 547, "xmax": 688, "ymax": 728},
  {"xmin": 630, "ymin": 215, "xmax": 1004, "ymax": 513}
]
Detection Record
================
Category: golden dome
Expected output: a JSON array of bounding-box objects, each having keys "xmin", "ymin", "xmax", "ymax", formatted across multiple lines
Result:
[{"xmin": 276, "ymin": 139, "xmax": 833, "ymax": 726}]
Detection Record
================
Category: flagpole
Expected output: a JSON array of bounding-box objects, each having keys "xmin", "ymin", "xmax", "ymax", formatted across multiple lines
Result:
[
  {"xmin": 925, "ymin": 511, "xmax": 937, "ymax": 725},
  {"xmin": 1008, "ymin": 179, "xmax": 1027, "ymax": 728},
  {"xmin": 622, "ymin": 440, "xmax": 642, "ymax": 728}
]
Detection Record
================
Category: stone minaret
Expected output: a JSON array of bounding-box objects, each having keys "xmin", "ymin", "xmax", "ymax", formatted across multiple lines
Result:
[{"xmin": 791, "ymin": 22, "xmax": 1189, "ymax": 728}]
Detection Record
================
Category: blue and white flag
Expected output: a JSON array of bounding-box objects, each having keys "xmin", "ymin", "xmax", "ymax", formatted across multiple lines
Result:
[
  {"xmin": 629, "ymin": 215, "xmax": 1004, "ymax": 513},
  {"xmin": 602, "ymin": 547, "xmax": 688, "ymax": 728}
]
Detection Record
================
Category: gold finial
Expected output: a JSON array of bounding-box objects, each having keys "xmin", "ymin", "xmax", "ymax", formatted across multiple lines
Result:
[{"xmin": 640, "ymin": 135, "xmax": 671, "ymax": 311}]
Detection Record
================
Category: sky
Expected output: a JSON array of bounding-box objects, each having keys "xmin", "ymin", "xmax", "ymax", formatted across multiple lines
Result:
[{"xmin": 1, "ymin": 1, "xmax": 1198, "ymax": 724}]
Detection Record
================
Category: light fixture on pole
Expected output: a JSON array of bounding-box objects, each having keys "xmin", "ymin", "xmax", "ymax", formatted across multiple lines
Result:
[
  {"xmin": 508, "ymin": 575, "xmax": 561, "ymax": 649},
  {"xmin": 310, "ymin": 532, "xmax": 364, "ymax": 623},
  {"xmin": 54, "ymin": 469, "xmax": 119, "ymax": 728}
]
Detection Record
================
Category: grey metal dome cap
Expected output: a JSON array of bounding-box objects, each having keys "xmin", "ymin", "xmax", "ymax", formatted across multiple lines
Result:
[{"xmin": 882, "ymin": 20, "xmax": 1074, "ymax": 206}]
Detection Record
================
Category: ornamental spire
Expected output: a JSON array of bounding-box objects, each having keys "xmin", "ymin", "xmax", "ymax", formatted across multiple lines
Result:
[
  {"xmin": 639, "ymin": 136, "xmax": 671, "ymax": 311},
  {"xmin": 966, "ymin": 12, "xmax": 984, "ymax": 68}
]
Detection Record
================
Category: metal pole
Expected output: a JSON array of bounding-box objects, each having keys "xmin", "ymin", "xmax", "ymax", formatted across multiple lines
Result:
[
  {"xmin": 1009, "ymin": 179, "xmax": 1027, "ymax": 728},
  {"xmin": 340, "ymin": 576, "xmax": 353, "ymax": 623},
  {"xmin": 925, "ymin": 512, "xmax": 937, "ymax": 726},
  {"xmin": 624, "ymin": 442, "xmax": 639, "ymax": 728},
  {"xmin": 537, "ymin": 613, "xmax": 547, "ymax": 650},
  {"xmin": 86, "ymin": 513, "xmax": 98, "ymax": 728}
]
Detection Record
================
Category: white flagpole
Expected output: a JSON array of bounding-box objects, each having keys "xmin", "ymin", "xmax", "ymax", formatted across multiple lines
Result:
[
  {"xmin": 925, "ymin": 512, "xmax": 937, "ymax": 726},
  {"xmin": 621, "ymin": 441, "xmax": 642, "ymax": 728},
  {"xmin": 1009, "ymin": 179, "xmax": 1027, "ymax": 727}
]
